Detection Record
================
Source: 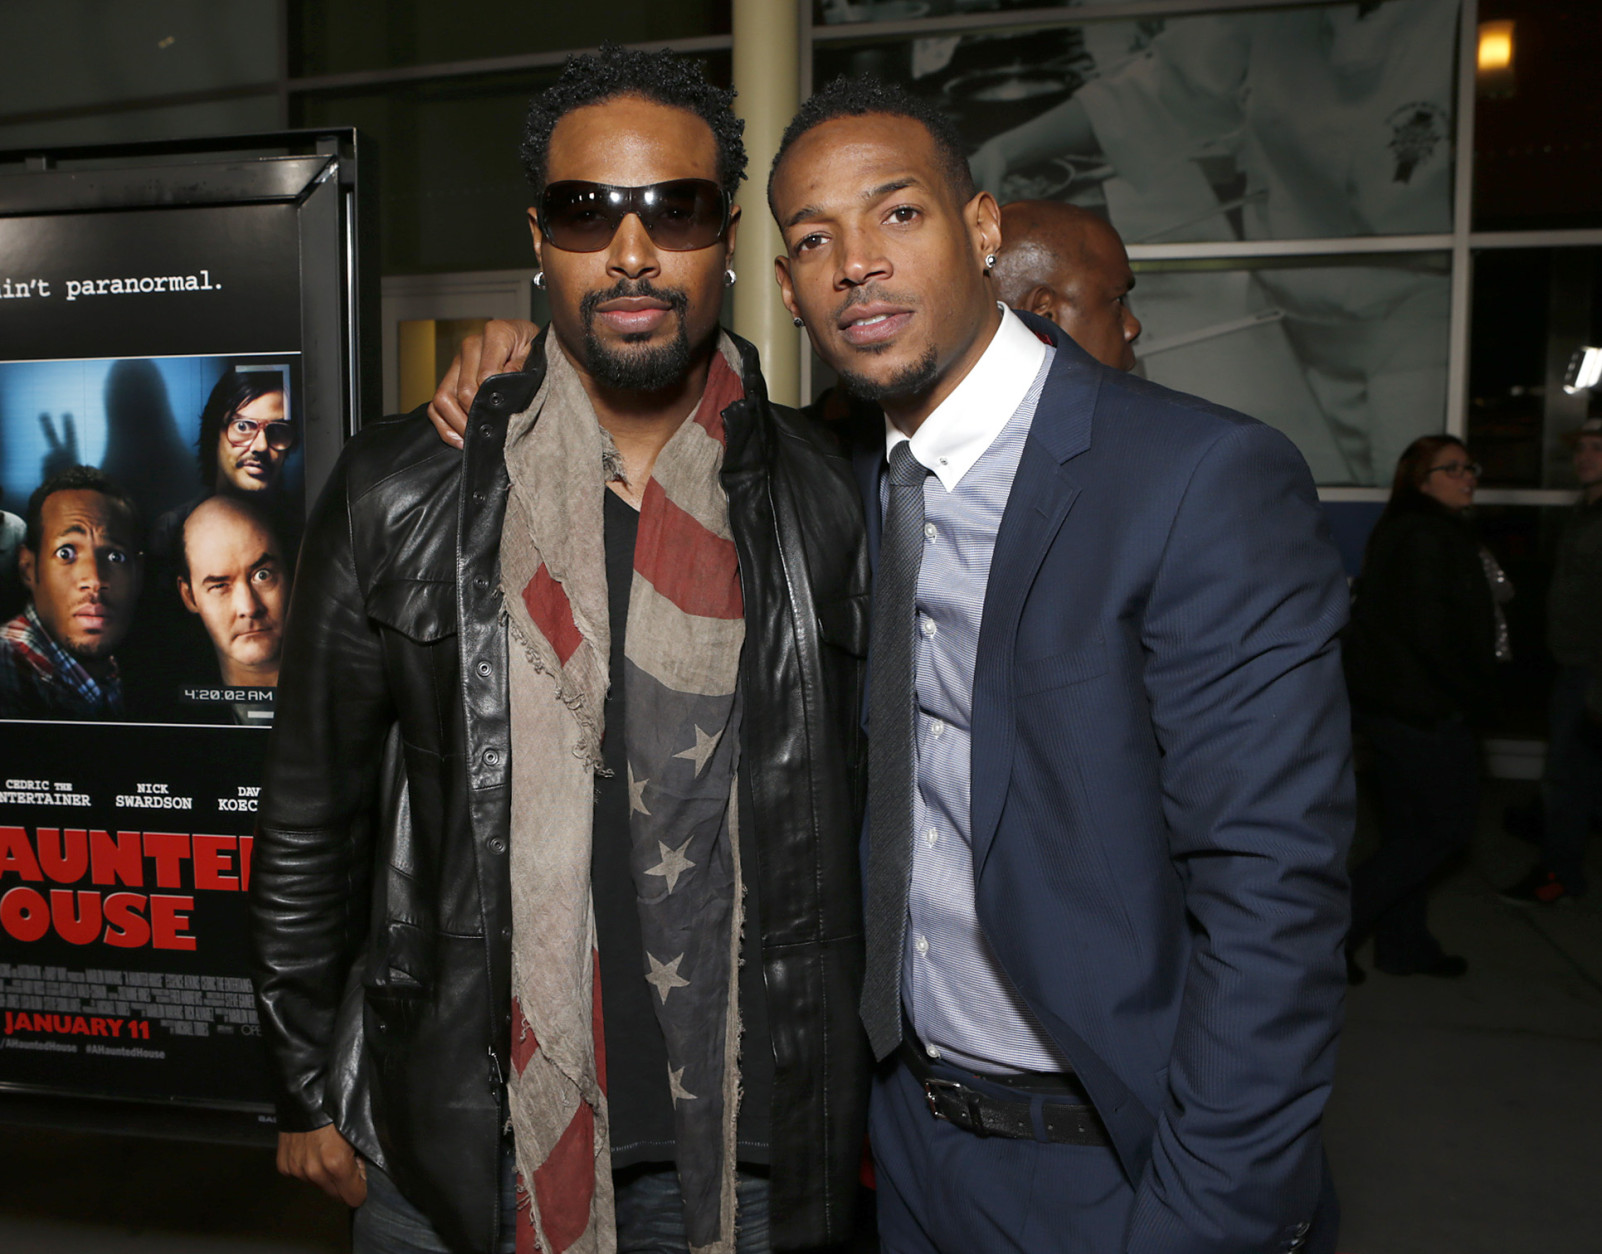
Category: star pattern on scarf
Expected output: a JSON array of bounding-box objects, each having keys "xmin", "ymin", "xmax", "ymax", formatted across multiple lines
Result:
[
  {"xmin": 668, "ymin": 1064, "xmax": 698, "ymax": 1105},
  {"xmin": 673, "ymin": 724, "xmax": 722, "ymax": 777},
  {"xmin": 645, "ymin": 951, "xmax": 690, "ymax": 1003},
  {"xmin": 645, "ymin": 837, "xmax": 697, "ymax": 894},
  {"xmin": 628, "ymin": 762, "xmax": 651, "ymax": 815}
]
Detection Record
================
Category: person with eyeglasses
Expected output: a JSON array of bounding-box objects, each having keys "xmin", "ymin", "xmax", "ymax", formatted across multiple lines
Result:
[
  {"xmin": 251, "ymin": 45, "xmax": 871, "ymax": 1254},
  {"xmin": 1344, "ymin": 434, "xmax": 1510, "ymax": 982},
  {"xmin": 150, "ymin": 365, "xmax": 300, "ymax": 565}
]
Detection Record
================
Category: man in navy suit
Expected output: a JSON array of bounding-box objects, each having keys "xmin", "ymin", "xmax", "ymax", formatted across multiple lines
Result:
[{"xmin": 769, "ymin": 76, "xmax": 1354, "ymax": 1254}]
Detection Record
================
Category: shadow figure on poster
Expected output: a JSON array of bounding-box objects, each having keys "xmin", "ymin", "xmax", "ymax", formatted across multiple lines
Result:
[{"xmin": 100, "ymin": 358, "xmax": 204, "ymax": 523}]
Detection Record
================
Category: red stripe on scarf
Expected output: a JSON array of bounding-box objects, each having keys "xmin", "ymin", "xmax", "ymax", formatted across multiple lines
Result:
[
  {"xmin": 634, "ymin": 481, "xmax": 743, "ymax": 621},
  {"xmin": 511, "ymin": 998, "xmax": 538, "ymax": 1076},
  {"xmin": 522, "ymin": 563, "xmax": 584, "ymax": 667},
  {"xmin": 691, "ymin": 349, "xmax": 744, "ymax": 439},
  {"xmin": 532, "ymin": 1102, "xmax": 596, "ymax": 1253}
]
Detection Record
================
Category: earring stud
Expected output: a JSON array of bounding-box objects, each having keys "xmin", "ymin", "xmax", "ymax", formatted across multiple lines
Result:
[
  {"xmin": 984, "ymin": 253, "xmax": 997, "ymax": 270},
  {"xmin": 724, "ymin": 268, "xmax": 737, "ymax": 287},
  {"xmin": 793, "ymin": 316, "xmax": 804, "ymax": 328},
  {"xmin": 532, "ymin": 271, "xmax": 546, "ymax": 290}
]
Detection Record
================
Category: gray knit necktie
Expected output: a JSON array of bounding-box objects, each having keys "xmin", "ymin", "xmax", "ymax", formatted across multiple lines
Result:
[{"xmin": 861, "ymin": 441, "xmax": 931, "ymax": 1060}]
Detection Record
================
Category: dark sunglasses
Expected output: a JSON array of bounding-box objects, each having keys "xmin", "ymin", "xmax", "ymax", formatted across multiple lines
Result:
[{"xmin": 538, "ymin": 179, "xmax": 731, "ymax": 253}]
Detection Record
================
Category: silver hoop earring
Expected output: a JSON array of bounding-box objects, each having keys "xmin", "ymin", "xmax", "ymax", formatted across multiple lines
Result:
[
  {"xmin": 533, "ymin": 271, "xmax": 546, "ymax": 290},
  {"xmin": 793, "ymin": 316, "xmax": 804, "ymax": 328},
  {"xmin": 984, "ymin": 253, "xmax": 997, "ymax": 271},
  {"xmin": 724, "ymin": 268, "xmax": 737, "ymax": 287}
]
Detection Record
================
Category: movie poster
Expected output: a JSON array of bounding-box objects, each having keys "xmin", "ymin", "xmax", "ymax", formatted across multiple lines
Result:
[{"xmin": 0, "ymin": 201, "xmax": 306, "ymax": 1112}]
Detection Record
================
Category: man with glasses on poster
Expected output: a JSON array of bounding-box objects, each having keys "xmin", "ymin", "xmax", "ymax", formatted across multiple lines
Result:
[
  {"xmin": 253, "ymin": 44, "xmax": 870, "ymax": 1254},
  {"xmin": 152, "ymin": 365, "xmax": 299, "ymax": 561}
]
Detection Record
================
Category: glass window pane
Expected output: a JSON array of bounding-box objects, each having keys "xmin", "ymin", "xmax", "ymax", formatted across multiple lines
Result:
[
  {"xmin": 814, "ymin": 0, "xmax": 1459, "ymax": 242},
  {"xmin": 295, "ymin": 52, "xmax": 733, "ymax": 275},
  {"xmin": 1473, "ymin": 3, "xmax": 1602, "ymax": 230},
  {"xmin": 1469, "ymin": 247, "xmax": 1602, "ymax": 488},
  {"xmin": 291, "ymin": 0, "xmax": 730, "ymax": 77},
  {"xmin": 1130, "ymin": 254, "xmax": 1451, "ymax": 487},
  {"xmin": 0, "ymin": 0, "xmax": 278, "ymax": 116}
]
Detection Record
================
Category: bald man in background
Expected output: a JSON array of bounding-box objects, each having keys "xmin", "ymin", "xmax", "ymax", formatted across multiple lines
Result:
[
  {"xmin": 428, "ymin": 201, "xmax": 1142, "ymax": 444},
  {"xmin": 990, "ymin": 200, "xmax": 1142, "ymax": 371}
]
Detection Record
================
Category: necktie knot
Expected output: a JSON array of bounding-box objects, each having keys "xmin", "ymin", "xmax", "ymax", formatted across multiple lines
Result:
[{"xmin": 887, "ymin": 441, "xmax": 929, "ymax": 488}]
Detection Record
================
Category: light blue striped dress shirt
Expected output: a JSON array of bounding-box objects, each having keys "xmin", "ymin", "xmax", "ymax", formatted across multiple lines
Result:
[{"xmin": 882, "ymin": 308, "xmax": 1070, "ymax": 1076}]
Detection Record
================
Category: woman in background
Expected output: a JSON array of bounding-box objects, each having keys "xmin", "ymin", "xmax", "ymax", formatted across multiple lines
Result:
[{"xmin": 1344, "ymin": 435, "xmax": 1511, "ymax": 981}]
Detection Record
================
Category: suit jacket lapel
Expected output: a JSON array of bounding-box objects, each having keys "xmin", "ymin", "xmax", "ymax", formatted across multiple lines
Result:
[{"xmin": 970, "ymin": 316, "xmax": 1101, "ymax": 875}]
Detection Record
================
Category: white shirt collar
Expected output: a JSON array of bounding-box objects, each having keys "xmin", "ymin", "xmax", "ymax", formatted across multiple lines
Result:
[{"xmin": 884, "ymin": 305, "xmax": 1049, "ymax": 491}]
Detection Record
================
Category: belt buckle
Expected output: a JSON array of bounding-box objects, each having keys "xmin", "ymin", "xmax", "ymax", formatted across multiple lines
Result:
[{"xmin": 922, "ymin": 1076, "xmax": 989, "ymax": 1136}]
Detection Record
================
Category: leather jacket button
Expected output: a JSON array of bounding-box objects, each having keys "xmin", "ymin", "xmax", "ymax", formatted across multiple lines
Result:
[
  {"xmin": 473, "ymin": 490, "xmax": 486, "ymax": 503},
  {"xmin": 487, "ymin": 836, "xmax": 507, "ymax": 855},
  {"xmin": 500, "ymin": 926, "xmax": 512, "ymax": 941},
  {"xmin": 488, "ymin": 391, "xmax": 503, "ymax": 408},
  {"xmin": 474, "ymin": 576, "xmax": 488, "ymax": 589},
  {"xmin": 480, "ymin": 423, "xmax": 493, "ymax": 437},
  {"xmin": 476, "ymin": 660, "xmax": 492, "ymax": 677},
  {"xmin": 483, "ymin": 748, "xmax": 500, "ymax": 766}
]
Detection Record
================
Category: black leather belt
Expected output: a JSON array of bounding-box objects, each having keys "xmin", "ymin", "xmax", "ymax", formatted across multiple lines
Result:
[{"xmin": 899, "ymin": 1040, "xmax": 1111, "ymax": 1147}]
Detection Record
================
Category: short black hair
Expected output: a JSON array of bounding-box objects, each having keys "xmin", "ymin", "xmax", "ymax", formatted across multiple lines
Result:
[
  {"xmin": 24, "ymin": 465, "xmax": 142, "ymax": 554},
  {"xmin": 197, "ymin": 365, "xmax": 288, "ymax": 488},
  {"xmin": 520, "ymin": 43, "xmax": 746, "ymax": 198},
  {"xmin": 768, "ymin": 74, "xmax": 976, "ymax": 214}
]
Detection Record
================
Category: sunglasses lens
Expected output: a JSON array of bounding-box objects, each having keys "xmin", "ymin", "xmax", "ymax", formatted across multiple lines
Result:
[
  {"xmin": 541, "ymin": 182, "xmax": 623, "ymax": 252},
  {"xmin": 541, "ymin": 180, "xmax": 726, "ymax": 252},
  {"xmin": 640, "ymin": 180, "xmax": 727, "ymax": 251}
]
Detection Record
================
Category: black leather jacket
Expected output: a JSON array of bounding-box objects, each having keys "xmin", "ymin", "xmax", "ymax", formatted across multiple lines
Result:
[{"xmin": 250, "ymin": 331, "xmax": 871, "ymax": 1253}]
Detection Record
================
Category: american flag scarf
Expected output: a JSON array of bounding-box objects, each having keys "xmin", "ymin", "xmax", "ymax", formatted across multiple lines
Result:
[{"xmin": 499, "ymin": 336, "xmax": 747, "ymax": 1254}]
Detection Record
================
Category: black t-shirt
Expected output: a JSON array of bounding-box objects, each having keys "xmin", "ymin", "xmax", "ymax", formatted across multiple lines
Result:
[{"xmin": 594, "ymin": 488, "xmax": 772, "ymax": 1168}]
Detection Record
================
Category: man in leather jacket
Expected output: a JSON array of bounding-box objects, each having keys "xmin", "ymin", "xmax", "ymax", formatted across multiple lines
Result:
[{"xmin": 250, "ymin": 46, "xmax": 870, "ymax": 1254}]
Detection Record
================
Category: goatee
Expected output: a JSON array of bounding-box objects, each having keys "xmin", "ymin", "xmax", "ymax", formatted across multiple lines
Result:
[
  {"xmin": 580, "ymin": 279, "xmax": 692, "ymax": 392},
  {"xmin": 837, "ymin": 347, "xmax": 939, "ymax": 403}
]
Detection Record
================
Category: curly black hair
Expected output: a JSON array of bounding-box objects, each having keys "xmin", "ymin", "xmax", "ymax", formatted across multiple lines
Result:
[
  {"xmin": 520, "ymin": 44, "xmax": 746, "ymax": 197},
  {"xmin": 768, "ymin": 74, "xmax": 975, "ymax": 214}
]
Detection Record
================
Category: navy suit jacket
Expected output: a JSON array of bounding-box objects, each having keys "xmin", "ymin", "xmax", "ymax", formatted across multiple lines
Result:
[{"xmin": 853, "ymin": 314, "xmax": 1354, "ymax": 1254}]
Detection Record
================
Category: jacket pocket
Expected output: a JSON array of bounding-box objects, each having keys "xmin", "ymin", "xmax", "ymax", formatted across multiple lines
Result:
[
  {"xmin": 816, "ymin": 592, "xmax": 869, "ymax": 658},
  {"xmin": 1015, "ymin": 640, "xmax": 1110, "ymax": 696},
  {"xmin": 365, "ymin": 578, "xmax": 458, "ymax": 643}
]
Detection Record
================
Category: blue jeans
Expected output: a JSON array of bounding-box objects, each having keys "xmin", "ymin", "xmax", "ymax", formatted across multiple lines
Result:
[
  {"xmin": 1542, "ymin": 665, "xmax": 1602, "ymax": 894},
  {"xmin": 351, "ymin": 1151, "xmax": 770, "ymax": 1254},
  {"xmin": 613, "ymin": 1164, "xmax": 771, "ymax": 1254},
  {"xmin": 353, "ymin": 1151, "xmax": 517, "ymax": 1254}
]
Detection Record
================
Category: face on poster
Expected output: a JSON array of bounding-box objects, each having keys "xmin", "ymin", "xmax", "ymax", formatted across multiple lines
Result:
[
  {"xmin": 0, "ymin": 194, "xmax": 312, "ymax": 1112},
  {"xmin": 817, "ymin": 0, "xmax": 1459, "ymax": 484}
]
